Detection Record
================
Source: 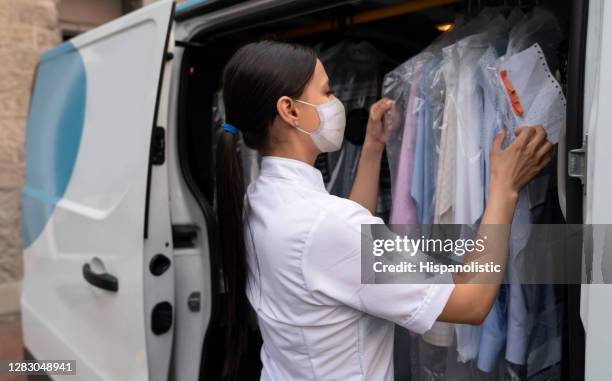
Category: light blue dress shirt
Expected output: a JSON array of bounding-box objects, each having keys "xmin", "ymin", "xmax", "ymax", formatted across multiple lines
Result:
[{"xmin": 410, "ymin": 55, "xmax": 444, "ymax": 225}]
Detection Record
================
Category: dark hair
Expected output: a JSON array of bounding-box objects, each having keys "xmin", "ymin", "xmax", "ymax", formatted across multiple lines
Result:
[{"xmin": 215, "ymin": 40, "xmax": 317, "ymax": 377}]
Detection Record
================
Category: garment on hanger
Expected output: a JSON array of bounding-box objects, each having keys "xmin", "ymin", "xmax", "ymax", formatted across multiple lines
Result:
[
  {"xmin": 451, "ymin": 13, "xmax": 515, "ymax": 364},
  {"xmin": 474, "ymin": 9, "xmax": 525, "ymax": 373},
  {"xmin": 497, "ymin": 43, "xmax": 566, "ymax": 145},
  {"xmin": 478, "ymin": 8, "xmax": 525, "ymax": 198},
  {"xmin": 384, "ymin": 52, "xmax": 433, "ymax": 224},
  {"xmin": 433, "ymin": 44, "xmax": 459, "ymax": 224},
  {"xmin": 318, "ymin": 41, "xmax": 398, "ymax": 220},
  {"xmin": 475, "ymin": 7, "xmax": 565, "ymax": 374},
  {"xmin": 433, "ymin": 8, "xmax": 495, "ymax": 225},
  {"xmin": 417, "ymin": 55, "xmax": 457, "ymax": 349},
  {"xmin": 453, "ymin": 13, "xmax": 509, "ymax": 226},
  {"xmin": 410, "ymin": 56, "xmax": 443, "ymax": 225}
]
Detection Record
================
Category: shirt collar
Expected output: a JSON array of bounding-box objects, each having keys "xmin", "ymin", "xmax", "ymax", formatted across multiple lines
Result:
[{"xmin": 260, "ymin": 156, "xmax": 326, "ymax": 193}]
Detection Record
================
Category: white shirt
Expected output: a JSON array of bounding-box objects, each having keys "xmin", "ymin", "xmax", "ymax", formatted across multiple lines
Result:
[
  {"xmin": 453, "ymin": 15, "xmax": 508, "ymax": 225},
  {"xmin": 244, "ymin": 156, "xmax": 454, "ymax": 381}
]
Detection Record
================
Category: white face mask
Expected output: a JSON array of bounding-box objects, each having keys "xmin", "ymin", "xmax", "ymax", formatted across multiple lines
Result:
[{"xmin": 293, "ymin": 97, "xmax": 346, "ymax": 152}]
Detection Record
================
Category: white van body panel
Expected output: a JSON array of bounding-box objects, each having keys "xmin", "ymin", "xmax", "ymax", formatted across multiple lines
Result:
[
  {"xmin": 581, "ymin": 0, "xmax": 612, "ymax": 380},
  {"xmin": 20, "ymin": 1, "xmax": 175, "ymax": 380}
]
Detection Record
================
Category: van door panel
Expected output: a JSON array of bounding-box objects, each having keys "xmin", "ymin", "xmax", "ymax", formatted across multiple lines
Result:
[{"xmin": 21, "ymin": 1, "xmax": 175, "ymax": 380}]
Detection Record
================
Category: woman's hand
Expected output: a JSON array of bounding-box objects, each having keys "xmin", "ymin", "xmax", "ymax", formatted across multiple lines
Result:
[
  {"xmin": 350, "ymin": 97, "xmax": 394, "ymax": 213},
  {"xmin": 489, "ymin": 125, "xmax": 553, "ymax": 197},
  {"xmin": 363, "ymin": 97, "xmax": 394, "ymax": 153}
]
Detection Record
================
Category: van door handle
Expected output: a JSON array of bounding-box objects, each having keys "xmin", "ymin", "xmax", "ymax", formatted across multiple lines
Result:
[{"xmin": 83, "ymin": 260, "xmax": 119, "ymax": 292}]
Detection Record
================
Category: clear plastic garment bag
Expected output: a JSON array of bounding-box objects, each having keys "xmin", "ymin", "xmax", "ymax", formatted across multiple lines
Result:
[{"xmin": 383, "ymin": 6, "xmax": 567, "ymax": 381}]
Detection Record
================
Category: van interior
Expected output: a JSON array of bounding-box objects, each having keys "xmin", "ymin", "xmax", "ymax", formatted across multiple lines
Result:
[{"xmin": 175, "ymin": 0, "xmax": 583, "ymax": 379}]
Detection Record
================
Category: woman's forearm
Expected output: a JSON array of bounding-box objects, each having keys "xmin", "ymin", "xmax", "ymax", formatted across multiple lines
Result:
[
  {"xmin": 349, "ymin": 142, "xmax": 383, "ymax": 214},
  {"xmin": 350, "ymin": 98, "xmax": 393, "ymax": 214},
  {"xmin": 438, "ymin": 189, "xmax": 517, "ymax": 324}
]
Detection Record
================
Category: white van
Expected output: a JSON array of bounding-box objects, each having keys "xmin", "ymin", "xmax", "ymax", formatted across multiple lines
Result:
[{"xmin": 20, "ymin": 0, "xmax": 612, "ymax": 380}]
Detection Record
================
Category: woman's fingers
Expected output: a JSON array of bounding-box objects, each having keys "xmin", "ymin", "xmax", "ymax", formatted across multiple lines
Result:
[
  {"xmin": 489, "ymin": 125, "xmax": 554, "ymax": 193},
  {"xmin": 511, "ymin": 126, "xmax": 536, "ymax": 148},
  {"xmin": 491, "ymin": 128, "xmax": 506, "ymax": 153},
  {"xmin": 536, "ymin": 153, "xmax": 553, "ymax": 172},
  {"xmin": 519, "ymin": 125, "xmax": 552, "ymax": 168},
  {"xmin": 535, "ymin": 140, "xmax": 554, "ymax": 162},
  {"xmin": 511, "ymin": 126, "xmax": 550, "ymax": 159},
  {"xmin": 369, "ymin": 97, "xmax": 394, "ymax": 123},
  {"xmin": 525, "ymin": 125, "xmax": 548, "ymax": 154},
  {"xmin": 364, "ymin": 98, "xmax": 395, "ymax": 150}
]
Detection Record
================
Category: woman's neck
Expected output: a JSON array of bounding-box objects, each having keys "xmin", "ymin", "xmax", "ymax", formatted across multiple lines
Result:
[{"xmin": 263, "ymin": 145, "xmax": 318, "ymax": 166}]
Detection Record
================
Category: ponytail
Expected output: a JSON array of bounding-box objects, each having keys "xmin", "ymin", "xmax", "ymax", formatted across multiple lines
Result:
[{"xmin": 215, "ymin": 126, "xmax": 248, "ymax": 377}]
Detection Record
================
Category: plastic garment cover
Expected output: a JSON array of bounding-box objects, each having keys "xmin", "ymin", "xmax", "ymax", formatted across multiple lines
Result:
[
  {"xmin": 318, "ymin": 41, "xmax": 398, "ymax": 220},
  {"xmin": 433, "ymin": 44, "xmax": 459, "ymax": 225},
  {"xmin": 478, "ymin": 8, "xmax": 525, "ymax": 196},
  {"xmin": 383, "ymin": 51, "xmax": 434, "ymax": 224},
  {"xmin": 489, "ymin": 13, "xmax": 564, "ymax": 372},
  {"xmin": 410, "ymin": 55, "xmax": 445, "ymax": 225},
  {"xmin": 433, "ymin": 9, "xmax": 497, "ymax": 225},
  {"xmin": 384, "ymin": 6, "xmax": 566, "ymax": 381},
  {"xmin": 382, "ymin": 9, "xmax": 493, "ymax": 226},
  {"xmin": 385, "ymin": 8, "xmax": 496, "ymax": 225},
  {"xmin": 497, "ymin": 7, "xmax": 564, "ymax": 147},
  {"xmin": 471, "ymin": 11, "xmax": 527, "ymax": 373},
  {"xmin": 478, "ymin": 7, "xmax": 565, "ymax": 377},
  {"xmin": 478, "ymin": 46, "xmax": 507, "ymax": 198},
  {"xmin": 417, "ymin": 58, "xmax": 456, "ymax": 349},
  {"xmin": 383, "ymin": 46, "xmax": 453, "ymax": 381},
  {"xmin": 452, "ymin": 13, "xmax": 514, "ymax": 364},
  {"xmin": 506, "ymin": 8, "xmax": 563, "ymax": 71},
  {"xmin": 453, "ymin": 13, "xmax": 509, "ymax": 225}
]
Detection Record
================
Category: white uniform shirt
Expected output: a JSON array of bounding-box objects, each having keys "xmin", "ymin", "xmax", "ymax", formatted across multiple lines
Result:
[{"xmin": 244, "ymin": 156, "xmax": 454, "ymax": 381}]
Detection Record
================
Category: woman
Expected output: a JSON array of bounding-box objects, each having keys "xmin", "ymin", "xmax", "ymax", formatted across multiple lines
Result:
[{"xmin": 215, "ymin": 40, "xmax": 552, "ymax": 380}]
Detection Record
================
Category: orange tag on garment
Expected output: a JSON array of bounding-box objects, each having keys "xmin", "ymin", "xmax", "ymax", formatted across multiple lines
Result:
[{"xmin": 499, "ymin": 70, "xmax": 524, "ymax": 117}]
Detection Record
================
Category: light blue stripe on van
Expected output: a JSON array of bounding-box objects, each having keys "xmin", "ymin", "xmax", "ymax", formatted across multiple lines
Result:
[
  {"xmin": 40, "ymin": 41, "xmax": 75, "ymax": 62},
  {"xmin": 22, "ymin": 41, "xmax": 86, "ymax": 248},
  {"xmin": 176, "ymin": 0, "xmax": 209, "ymax": 14}
]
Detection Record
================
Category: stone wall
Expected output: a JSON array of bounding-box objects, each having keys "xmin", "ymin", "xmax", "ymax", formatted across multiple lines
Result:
[{"xmin": 0, "ymin": 0, "xmax": 61, "ymax": 313}]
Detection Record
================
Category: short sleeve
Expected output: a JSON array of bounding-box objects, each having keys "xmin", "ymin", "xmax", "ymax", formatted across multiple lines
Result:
[{"xmin": 301, "ymin": 202, "xmax": 455, "ymax": 334}]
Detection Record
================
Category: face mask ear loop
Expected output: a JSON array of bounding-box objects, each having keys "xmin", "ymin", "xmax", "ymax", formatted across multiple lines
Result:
[
  {"xmin": 292, "ymin": 98, "xmax": 317, "ymax": 135},
  {"xmin": 294, "ymin": 125, "xmax": 313, "ymax": 135},
  {"xmin": 293, "ymin": 98, "xmax": 317, "ymax": 107}
]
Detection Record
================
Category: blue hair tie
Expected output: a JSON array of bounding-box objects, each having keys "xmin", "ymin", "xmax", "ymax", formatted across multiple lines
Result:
[{"xmin": 222, "ymin": 122, "xmax": 239, "ymax": 135}]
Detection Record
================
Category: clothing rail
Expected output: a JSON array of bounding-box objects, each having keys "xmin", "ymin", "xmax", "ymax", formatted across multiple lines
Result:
[{"xmin": 274, "ymin": 0, "xmax": 460, "ymax": 39}]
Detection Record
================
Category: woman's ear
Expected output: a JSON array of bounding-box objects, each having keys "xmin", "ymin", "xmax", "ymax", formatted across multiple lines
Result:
[{"xmin": 277, "ymin": 95, "xmax": 299, "ymax": 127}]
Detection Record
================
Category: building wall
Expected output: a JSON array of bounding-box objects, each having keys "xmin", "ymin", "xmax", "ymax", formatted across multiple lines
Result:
[
  {"xmin": 0, "ymin": 0, "xmax": 61, "ymax": 314},
  {"xmin": 58, "ymin": 0, "xmax": 124, "ymax": 37}
]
